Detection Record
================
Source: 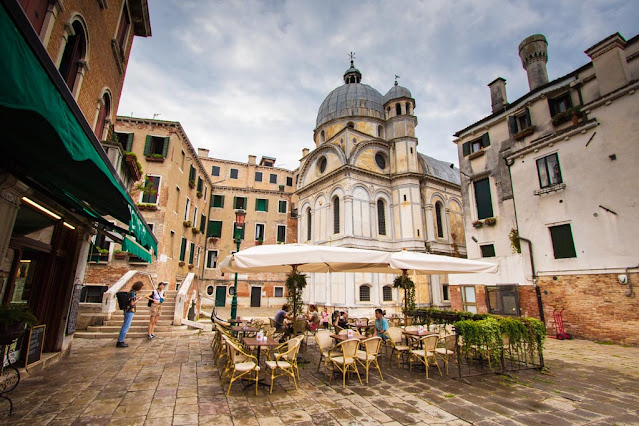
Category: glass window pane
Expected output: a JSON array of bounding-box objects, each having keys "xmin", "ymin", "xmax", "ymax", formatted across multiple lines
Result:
[
  {"xmin": 537, "ymin": 158, "xmax": 550, "ymax": 188},
  {"xmin": 466, "ymin": 305, "xmax": 478, "ymax": 314},
  {"xmin": 464, "ymin": 286, "xmax": 476, "ymax": 303}
]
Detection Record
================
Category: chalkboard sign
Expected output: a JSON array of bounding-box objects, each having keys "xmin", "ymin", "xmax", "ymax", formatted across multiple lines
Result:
[
  {"xmin": 66, "ymin": 283, "xmax": 83, "ymax": 335},
  {"xmin": 23, "ymin": 325, "xmax": 45, "ymax": 367}
]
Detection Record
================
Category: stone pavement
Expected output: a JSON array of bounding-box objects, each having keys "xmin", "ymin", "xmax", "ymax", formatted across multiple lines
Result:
[{"xmin": 1, "ymin": 334, "xmax": 638, "ymax": 425}]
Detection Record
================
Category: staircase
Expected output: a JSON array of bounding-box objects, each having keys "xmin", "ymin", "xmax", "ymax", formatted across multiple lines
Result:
[{"xmin": 75, "ymin": 290, "xmax": 201, "ymax": 339}]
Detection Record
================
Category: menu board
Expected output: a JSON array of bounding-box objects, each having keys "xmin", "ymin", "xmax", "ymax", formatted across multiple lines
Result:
[
  {"xmin": 66, "ymin": 283, "xmax": 83, "ymax": 335},
  {"xmin": 23, "ymin": 325, "xmax": 45, "ymax": 367}
]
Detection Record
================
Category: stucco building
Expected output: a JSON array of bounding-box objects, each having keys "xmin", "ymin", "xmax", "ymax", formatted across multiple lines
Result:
[
  {"xmin": 297, "ymin": 61, "xmax": 465, "ymax": 315},
  {"xmin": 450, "ymin": 32, "xmax": 639, "ymax": 344}
]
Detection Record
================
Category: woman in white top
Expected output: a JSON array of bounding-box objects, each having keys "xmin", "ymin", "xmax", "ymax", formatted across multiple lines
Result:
[{"xmin": 146, "ymin": 282, "xmax": 165, "ymax": 339}]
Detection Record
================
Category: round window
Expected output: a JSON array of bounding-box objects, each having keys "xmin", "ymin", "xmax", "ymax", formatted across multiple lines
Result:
[
  {"xmin": 375, "ymin": 153, "xmax": 386, "ymax": 169},
  {"xmin": 319, "ymin": 157, "xmax": 327, "ymax": 173},
  {"xmin": 206, "ymin": 285, "xmax": 214, "ymax": 296}
]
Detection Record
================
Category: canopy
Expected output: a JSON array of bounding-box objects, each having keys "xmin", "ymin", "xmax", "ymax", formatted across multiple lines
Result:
[
  {"xmin": 0, "ymin": 1, "xmax": 156, "ymax": 256},
  {"xmin": 220, "ymin": 244, "xmax": 498, "ymax": 275}
]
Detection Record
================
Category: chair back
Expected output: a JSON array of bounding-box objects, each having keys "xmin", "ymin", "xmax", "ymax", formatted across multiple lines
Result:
[
  {"xmin": 357, "ymin": 318, "xmax": 369, "ymax": 325},
  {"xmin": 405, "ymin": 325, "xmax": 418, "ymax": 331},
  {"xmin": 361, "ymin": 336, "xmax": 382, "ymax": 355},
  {"xmin": 338, "ymin": 338, "xmax": 359, "ymax": 359},
  {"xmin": 334, "ymin": 324, "xmax": 344, "ymax": 334},
  {"xmin": 389, "ymin": 317, "xmax": 401, "ymax": 327},
  {"xmin": 386, "ymin": 326, "xmax": 402, "ymax": 344},
  {"xmin": 293, "ymin": 319, "xmax": 307, "ymax": 336},
  {"xmin": 315, "ymin": 331, "xmax": 334, "ymax": 351},
  {"xmin": 443, "ymin": 334, "xmax": 457, "ymax": 351},
  {"xmin": 338, "ymin": 328, "xmax": 349, "ymax": 335},
  {"xmin": 422, "ymin": 335, "xmax": 439, "ymax": 352}
]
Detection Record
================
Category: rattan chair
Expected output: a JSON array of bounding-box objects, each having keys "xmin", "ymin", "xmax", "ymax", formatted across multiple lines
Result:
[
  {"xmin": 435, "ymin": 334, "xmax": 458, "ymax": 375},
  {"xmin": 409, "ymin": 335, "xmax": 442, "ymax": 379},
  {"xmin": 356, "ymin": 336, "xmax": 384, "ymax": 384},
  {"xmin": 315, "ymin": 331, "xmax": 340, "ymax": 374},
  {"xmin": 328, "ymin": 338, "xmax": 362, "ymax": 388},
  {"xmin": 385, "ymin": 327, "xmax": 410, "ymax": 367},
  {"xmin": 223, "ymin": 338, "xmax": 260, "ymax": 396},
  {"xmin": 264, "ymin": 338, "xmax": 301, "ymax": 394}
]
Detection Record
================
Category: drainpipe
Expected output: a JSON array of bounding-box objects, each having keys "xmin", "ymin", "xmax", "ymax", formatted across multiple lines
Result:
[{"xmin": 623, "ymin": 264, "xmax": 639, "ymax": 297}]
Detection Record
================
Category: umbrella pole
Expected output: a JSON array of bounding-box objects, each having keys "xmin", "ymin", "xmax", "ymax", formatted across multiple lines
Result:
[{"xmin": 402, "ymin": 270, "xmax": 408, "ymax": 326}]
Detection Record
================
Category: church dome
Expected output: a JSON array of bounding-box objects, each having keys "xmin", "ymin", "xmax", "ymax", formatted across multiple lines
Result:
[{"xmin": 383, "ymin": 84, "xmax": 412, "ymax": 104}]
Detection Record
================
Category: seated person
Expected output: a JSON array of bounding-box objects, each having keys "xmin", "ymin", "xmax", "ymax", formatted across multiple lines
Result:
[
  {"xmin": 374, "ymin": 308, "xmax": 389, "ymax": 339},
  {"xmin": 273, "ymin": 304, "xmax": 292, "ymax": 339},
  {"xmin": 306, "ymin": 305, "xmax": 321, "ymax": 331},
  {"xmin": 335, "ymin": 311, "xmax": 349, "ymax": 329}
]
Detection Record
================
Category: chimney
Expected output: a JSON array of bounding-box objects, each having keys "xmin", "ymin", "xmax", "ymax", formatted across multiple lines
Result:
[
  {"xmin": 197, "ymin": 148, "xmax": 209, "ymax": 158},
  {"xmin": 248, "ymin": 155, "xmax": 256, "ymax": 165},
  {"xmin": 519, "ymin": 34, "xmax": 549, "ymax": 91},
  {"xmin": 585, "ymin": 32, "xmax": 630, "ymax": 97},
  {"xmin": 488, "ymin": 77, "xmax": 508, "ymax": 113},
  {"xmin": 302, "ymin": 148, "xmax": 309, "ymax": 157}
]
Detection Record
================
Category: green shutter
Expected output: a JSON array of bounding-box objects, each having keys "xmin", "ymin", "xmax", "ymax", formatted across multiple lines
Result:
[
  {"xmin": 474, "ymin": 178, "xmax": 494, "ymax": 219},
  {"xmin": 255, "ymin": 198, "xmax": 259, "ymax": 211},
  {"xmin": 126, "ymin": 133, "xmax": 134, "ymax": 152},
  {"xmin": 179, "ymin": 238, "xmax": 187, "ymax": 261},
  {"xmin": 197, "ymin": 177, "xmax": 203, "ymax": 192},
  {"xmin": 208, "ymin": 221, "xmax": 222, "ymax": 238},
  {"xmin": 508, "ymin": 116, "xmax": 518, "ymax": 135},
  {"xmin": 189, "ymin": 242, "xmax": 195, "ymax": 264},
  {"xmin": 462, "ymin": 142, "xmax": 470, "ymax": 156},
  {"xmin": 481, "ymin": 133, "xmax": 491, "ymax": 148},
  {"xmin": 265, "ymin": 199, "xmax": 269, "ymax": 212},
  {"xmin": 162, "ymin": 136, "xmax": 170, "ymax": 157},
  {"xmin": 220, "ymin": 195, "xmax": 224, "ymax": 208},
  {"xmin": 550, "ymin": 224, "xmax": 577, "ymax": 259},
  {"xmin": 233, "ymin": 196, "xmax": 237, "ymax": 209},
  {"xmin": 144, "ymin": 135, "xmax": 152, "ymax": 156},
  {"xmin": 200, "ymin": 214, "xmax": 206, "ymax": 232},
  {"xmin": 525, "ymin": 108, "xmax": 532, "ymax": 127}
]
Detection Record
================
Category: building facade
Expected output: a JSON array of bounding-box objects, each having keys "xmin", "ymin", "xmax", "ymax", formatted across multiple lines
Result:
[
  {"xmin": 198, "ymin": 154, "xmax": 297, "ymax": 309},
  {"xmin": 297, "ymin": 62, "xmax": 465, "ymax": 316},
  {"xmin": 450, "ymin": 33, "xmax": 639, "ymax": 344}
]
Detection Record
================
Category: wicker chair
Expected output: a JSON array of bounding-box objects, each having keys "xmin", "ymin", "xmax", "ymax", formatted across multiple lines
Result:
[
  {"xmin": 264, "ymin": 338, "xmax": 302, "ymax": 394},
  {"xmin": 328, "ymin": 338, "xmax": 362, "ymax": 388},
  {"xmin": 222, "ymin": 337, "xmax": 260, "ymax": 396},
  {"xmin": 409, "ymin": 335, "xmax": 442, "ymax": 379},
  {"xmin": 356, "ymin": 336, "xmax": 384, "ymax": 384},
  {"xmin": 315, "ymin": 331, "xmax": 340, "ymax": 374},
  {"xmin": 385, "ymin": 327, "xmax": 410, "ymax": 367},
  {"xmin": 435, "ymin": 334, "xmax": 458, "ymax": 375}
]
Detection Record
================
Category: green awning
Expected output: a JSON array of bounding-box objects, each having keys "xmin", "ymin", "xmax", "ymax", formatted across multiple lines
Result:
[
  {"xmin": 0, "ymin": 2, "xmax": 156, "ymax": 256},
  {"xmin": 122, "ymin": 235, "xmax": 152, "ymax": 263}
]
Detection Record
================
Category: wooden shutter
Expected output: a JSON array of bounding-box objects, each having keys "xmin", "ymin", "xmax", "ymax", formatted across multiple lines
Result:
[
  {"xmin": 462, "ymin": 142, "xmax": 470, "ymax": 157},
  {"xmin": 473, "ymin": 178, "xmax": 494, "ymax": 219},
  {"xmin": 144, "ymin": 135, "xmax": 152, "ymax": 156},
  {"xmin": 481, "ymin": 133, "xmax": 491, "ymax": 148},
  {"xmin": 162, "ymin": 136, "xmax": 170, "ymax": 157},
  {"xmin": 550, "ymin": 224, "xmax": 577, "ymax": 259},
  {"xmin": 525, "ymin": 108, "xmax": 532, "ymax": 127},
  {"xmin": 508, "ymin": 116, "xmax": 518, "ymax": 135},
  {"xmin": 126, "ymin": 133, "xmax": 134, "ymax": 151},
  {"xmin": 189, "ymin": 165, "xmax": 196, "ymax": 181},
  {"xmin": 220, "ymin": 195, "xmax": 225, "ymax": 208},
  {"xmin": 189, "ymin": 242, "xmax": 195, "ymax": 264},
  {"xmin": 264, "ymin": 199, "xmax": 269, "ymax": 212},
  {"xmin": 179, "ymin": 238, "xmax": 187, "ymax": 261},
  {"xmin": 233, "ymin": 196, "xmax": 237, "ymax": 209},
  {"xmin": 200, "ymin": 214, "xmax": 206, "ymax": 233},
  {"xmin": 197, "ymin": 177, "xmax": 203, "ymax": 192}
]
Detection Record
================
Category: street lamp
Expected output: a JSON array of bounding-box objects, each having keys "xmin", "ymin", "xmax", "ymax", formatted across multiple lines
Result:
[{"xmin": 230, "ymin": 209, "xmax": 246, "ymax": 320}]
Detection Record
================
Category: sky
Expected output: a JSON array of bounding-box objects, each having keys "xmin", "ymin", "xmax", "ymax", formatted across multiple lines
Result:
[{"xmin": 118, "ymin": 0, "xmax": 638, "ymax": 170}]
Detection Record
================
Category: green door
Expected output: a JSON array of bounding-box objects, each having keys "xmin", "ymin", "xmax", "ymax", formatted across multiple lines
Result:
[{"xmin": 215, "ymin": 286, "xmax": 226, "ymax": 307}]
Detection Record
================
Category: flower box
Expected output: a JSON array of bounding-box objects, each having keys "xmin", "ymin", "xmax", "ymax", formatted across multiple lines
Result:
[
  {"xmin": 552, "ymin": 108, "xmax": 583, "ymax": 127},
  {"xmin": 208, "ymin": 237, "xmax": 218, "ymax": 244},
  {"xmin": 484, "ymin": 217, "xmax": 497, "ymax": 226},
  {"xmin": 113, "ymin": 251, "xmax": 128, "ymax": 259},
  {"xmin": 188, "ymin": 264, "xmax": 194, "ymax": 269},
  {"xmin": 513, "ymin": 126, "xmax": 535, "ymax": 141},
  {"xmin": 183, "ymin": 220, "xmax": 192, "ymax": 227},
  {"xmin": 136, "ymin": 203, "xmax": 158, "ymax": 211},
  {"xmin": 188, "ymin": 180, "xmax": 195, "ymax": 189},
  {"xmin": 472, "ymin": 220, "xmax": 483, "ymax": 228},
  {"xmin": 124, "ymin": 153, "xmax": 142, "ymax": 181},
  {"xmin": 192, "ymin": 227, "xmax": 201, "ymax": 234},
  {"xmin": 179, "ymin": 261, "xmax": 185, "ymax": 266},
  {"xmin": 196, "ymin": 191, "xmax": 203, "ymax": 198}
]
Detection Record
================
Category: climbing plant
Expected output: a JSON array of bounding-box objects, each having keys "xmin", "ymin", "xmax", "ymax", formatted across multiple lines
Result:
[{"xmin": 285, "ymin": 271, "xmax": 307, "ymax": 317}]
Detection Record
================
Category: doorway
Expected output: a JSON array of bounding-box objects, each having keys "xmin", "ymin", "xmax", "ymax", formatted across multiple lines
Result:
[
  {"xmin": 214, "ymin": 285, "xmax": 226, "ymax": 307},
  {"xmin": 250, "ymin": 286, "xmax": 261, "ymax": 307}
]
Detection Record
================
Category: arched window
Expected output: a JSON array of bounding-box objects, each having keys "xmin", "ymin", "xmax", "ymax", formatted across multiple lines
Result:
[
  {"xmin": 320, "ymin": 130, "xmax": 325, "ymax": 143},
  {"xmin": 377, "ymin": 200, "xmax": 386, "ymax": 236},
  {"xmin": 395, "ymin": 103, "xmax": 401, "ymax": 116},
  {"xmin": 436, "ymin": 201, "xmax": 444, "ymax": 238},
  {"xmin": 359, "ymin": 285, "xmax": 371, "ymax": 302},
  {"xmin": 347, "ymin": 121, "xmax": 354, "ymax": 128},
  {"xmin": 306, "ymin": 208, "xmax": 312, "ymax": 241},
  {"xmin": 59, "ymin": 20, "xmax": 86, "ymax": 91},
  {"xmin": 382, "ymin": 285, "xmax": 392, "ymax": 301},
  {"xmin": 95, "ymin": 91, "xmax": 111, "ymax": 140},
  {"xmin": 405, "ymin": 102, "xmax": 410, "ymax": 115},
  {"xmin": 332, "ymin": 196, "xmax": 340, "ymax": 234},
  {"xmin": 377, "ymin": 125, "xmax": 383, "ymax": 138}
]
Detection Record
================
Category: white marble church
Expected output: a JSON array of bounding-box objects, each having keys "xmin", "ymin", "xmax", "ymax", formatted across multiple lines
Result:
[{"xmin": 296, "ymin": 60, "xmax": 465, "ymax": 316}]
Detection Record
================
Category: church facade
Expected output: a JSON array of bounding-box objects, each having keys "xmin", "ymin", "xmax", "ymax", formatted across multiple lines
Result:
[{"xmin": 296, "ymin": 61, "xmax": 465, "ymax": 315}]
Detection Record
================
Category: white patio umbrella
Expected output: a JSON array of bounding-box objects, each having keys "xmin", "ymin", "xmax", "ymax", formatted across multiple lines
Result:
[{"xmin": 388, "ymin": 250, "xmax": 498, "ymax": 275}]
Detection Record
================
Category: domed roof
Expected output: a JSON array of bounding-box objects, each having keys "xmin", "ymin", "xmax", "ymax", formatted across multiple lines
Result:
[
  {"xmin": 383, "ymin": 84, "xmax": 413, "ymax": 104},
  {"xmin": 316, "ymin": 83, "xmax": 385, "ymax": 128}
]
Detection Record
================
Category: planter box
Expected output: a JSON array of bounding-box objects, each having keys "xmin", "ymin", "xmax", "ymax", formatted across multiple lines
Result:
[
  {"xmin": 513, "ymin": 126, "xmax": 535, "ymax": 141},
  {"xmin": 191, "ymin": 227, "xmax": 201, "ymax": 234},
  {"xmin": 472, "ymin": 221, "xmax": 483, "ymax": 228},
  {"xmin": 124, "ymin": 154, "xmax": 142, "ymax": 181},
  {"xmin": 183, "ymin": 221, "xmax": 192, "ymax": 227},
  {"xmin": 137, "ymin": 204, "xmax": 158, "ymax": 211},
  {"xmin": 178, "ymin": 261, "xmax": 185, "ymax": 266},
  {"xmin": 113, "ymin": 253, "xmax": 127, "ymax": 259},
  {"xmin": 196, "ymin": 191, "xmax": 203, "ymax": 198},
  {"xmin": 145, "ymin": 156, "xmax": 165, "ymax": 162}
]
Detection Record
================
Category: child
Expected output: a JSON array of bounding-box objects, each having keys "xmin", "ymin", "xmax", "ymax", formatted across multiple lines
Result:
[{"xmin": 321, "ymin": 307, "xmax": 330, "ymax": 329}]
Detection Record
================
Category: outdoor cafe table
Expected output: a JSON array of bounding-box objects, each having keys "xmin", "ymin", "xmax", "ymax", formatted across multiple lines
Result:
[
  {"xmin": 228, "ymin": 319, "xmax": 248, "ymax": 324},
  {"xmin": 232, "ymin": 325, "xmax": 258, "ymax": 338},
  {"xmin": 330, "ymin": 332, "xmax": 368, "ymax": 342},
  {"xmin": 402, "ymin": 329, "xmax": 438, "ymax": 337},
  {"xmin": 353, "ymin": 323, "xmax": 375, "ymax": 335}
]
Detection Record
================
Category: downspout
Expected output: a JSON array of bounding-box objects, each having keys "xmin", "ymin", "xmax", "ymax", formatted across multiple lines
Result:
[
  {"xmin": 623, "ymin": 264, "xmax": 638, "ymax": 297},
  {"xmin": 505, "ymin": 157, "xmax": 546, "ymax": 324}
]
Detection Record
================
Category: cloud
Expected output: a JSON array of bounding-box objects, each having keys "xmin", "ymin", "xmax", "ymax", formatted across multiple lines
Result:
[{"xmin": 118, "ymin": 0, "xmax": 638, "ymax": 168}]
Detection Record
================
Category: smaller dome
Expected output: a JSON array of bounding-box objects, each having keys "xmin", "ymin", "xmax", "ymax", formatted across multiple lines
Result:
[{"xmin": 383, "ymin": 84, "xmax": 412, "ymax": 104}]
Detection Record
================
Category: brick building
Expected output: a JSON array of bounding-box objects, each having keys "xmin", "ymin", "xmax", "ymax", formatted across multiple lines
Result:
[{"xmin": 450, "ymin": 32, "xmax": 639, "ymax": 344}]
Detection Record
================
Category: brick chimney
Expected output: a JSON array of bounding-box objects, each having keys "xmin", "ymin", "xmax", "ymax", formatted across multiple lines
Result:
[
  {"xmin": 302, "ymin": 148, "xmax": 309, "ymax": 157},
  {"xmin": 248, "ymin": 155, "xmax": 256, "ymax": 165},
  {"xmin": 585, "ymin": 32, "xmax": 630, "ymax": 97},
  {"xmin": 197, "ymin": 148, "xmax": 209, "ymax": 157},
  {"xmin": 519, "ymin": 34, "xmax": 549, "ymax": 91},
  {"xmin": 488, "ymin": 77, "xmax": 508, "ymax": 113}
]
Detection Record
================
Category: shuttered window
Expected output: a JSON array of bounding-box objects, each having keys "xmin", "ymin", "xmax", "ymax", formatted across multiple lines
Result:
[
  {"xmin": 462, "ymin": 133, "xmax": 490, "ymax": 156},
  {"xmin": 377, "ymin": 200, "xmax": 386, "ymax": 236},
  {"xmin": 359, "ymin": 285, "xmax": 371, "ymax": 302},
  {"xmin": 179, "ymin": 237, "xmax": 187, "ymax": 261},
  {"xmin": 141, "ymin": 175, "xmax": 160, "ymax": 204},
  {"xmin": 255, "ymin": 198, "xmax": 268, "ymax": 212},
  {"xmin": 197, "ymin": 177, "xmax": 203, "ymax": 193},
  {"xmin": 473, "ymin": 178, "xmax": 494, "ymax": 220},
  {"xmin": 212, "ymin": 195, "xmax": 224, "ymax": 208},
  {"xmin": 115, "ymin": 132, "xmax": 134, "ymax": 152},
  {"xmin": 189, "ymin": 242, "xmax": 195, "ymax": 264},
  {"xmin": 286, "ymin": 177, "xmax": 293, "ymax": 186},
  {"xmin": 189, "ymin": 165, "xmax": 196, "ymax": 182},
  {"xmin": 211, "ymin": 166, "xmax": 220, "ymax": 176},
  {"xmin": 255, "ymin": 171, "xmax": 262, "ymax": 182},
  {"xmin": 200, "ymin": 214, "xmax": 206, "ymax": 233},
  {"xmin": 550, "ymin": 224, "xmax": 576, "ymax": 259},
  {"xmin": 230, "ymin": 168, "xmax": 238, "ymax": 179},
  {"xmin": 278, "ymin": 200, "xmax": 287, "ymax": 214},
  {"xmin": 270, "ymin": 174, "xmax": 277, "ymax": 184},
  {"xmin": 233, "ymin": 222, "xmax": 245, "ymax": 240},
  {"xmin": 207, "ymin": 220, "xmax": 222, "ymax": 238},
  {"xmin": 234, "ymin": 196, "xmax": 247, "ymax": 210},
  {"xmin": 277, "ymin": 225, "xmax": 286, "ymax": 243},
  {"xmin": 144, "ymin": 135, "xmax": 169, "ymax": 158},
  {"xmin": 382, "ymin": 285, "xmax": 392, "ymax": 302}
]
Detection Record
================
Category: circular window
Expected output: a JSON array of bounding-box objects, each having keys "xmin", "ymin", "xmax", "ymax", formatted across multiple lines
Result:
[
  {"xmin": 375, "ymin": 153, "xmax": 386, "ymax": 169},
  {"xmin": 206, "ymin": 285, "xmax": 214, "ymax": 296},
  {"xmin": 318, "ymin": 157, "xmax": 327, "ymax": 173}
]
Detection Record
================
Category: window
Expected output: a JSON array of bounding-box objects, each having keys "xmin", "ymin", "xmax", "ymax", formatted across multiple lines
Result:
[
  {"xmin": 473, "ymin": 178, "xmax": 494, "ymax": 220},
  {"xmin": 59, "ymin": 20, "xmax": 86, "ymax": 91},
  {"xmin": 211, "ymin": 166, "xmax": 220, "ymax": 176},
  {"xmin": 212, "ymin": 194, "xmax": 224, "ymax": 208},
  {"xmin": 480, "ymin": 244, "xmax": 496, "ymax": 258},
  {"xmin": 442, "ymin": 284, "xmax": 450, "ymax": 301},
  {"xmin": 435, "ymin": 202, "xmax": 444, "ymax": 238},
  {"xmin": 378, "ymin": 125, "xmax": 384, "ymax": 138},
  {"xmin": 255, "ymin": 198, "xmax": 268, "ymax": 212},
  {"xmin": 116, "ymin": 2, "xmax": 131, "ymax": 53},
  {"xmin": 306, "ymin": 209, "xmax": 312, "ymax": 241},
  {"xmin": 382, "ymin": 285, "xmax": 392, "ymax": 302},
  {"xmin": 395, "ymin": 103, "xmax": 401, "ymax": 115},
  {"xmin": 320, "ymin": 130, "xmax": 325, "ymax": 143},
  {"xmin": 462, "ymin": 133, "xmax": 490, "ymax": 156},
  {"xmin": 179, "ymin": 237, "xmax": 187, "ymax": 261},
  {"xmin": 234, "ymin": 196, "xmax": 247, "ymax": 210},
  {"xmin": 189, "ymin": 242, "xmax": 195, "ymax": 264},
  {"xmin": 549, "ymin": 93, "xmax": 572, "ymax": 117},
  {"xmin": 274, "ymin": 287, "xmax": 284, "ymax": 298},
  {"xmin": 184, "ymin": 198, "xmax": 190, "ymax": 221},
  {"xmin": 181, "ymin": 151, "xmax": 185, "ymax": 170},
  {"xmin": 115, "ymin": 132, "xmax": 133, "ymax": 152},
  {"xmin": 549, "ymin": 224, "xmax": 576, "ymax": 259},
  {"xmin": 508, "ymin": 108, "xmax": 532, "ymax": 134},
  {"xmin": 192, "ymin": 206, "xmax": 198, "ymax": 226},
  {"xmin": 255, "ymin": 224, "xmax": 265, "ymax": 241},
  {"xmin": 206, "ymin": 250, "xmax": 218, "ymax": 269},
  {"xmin": 286, "ymin": 177, "xmax": 293, "ymax": 186},
  {"xmin": 375, "ymin": 153, "xmax": 386, "ymax": 169},
  {"xmin": 197, "ymin": 177, "xmax": 203, "ymax": 193},
  {"xmin": 277, "ymin": 225, "xmax": 286, "ymax": 243},
  {"xmin": 359, "ymin": 285, "xmax": 371, "ymax": 302},
  {"xmin": 461, "ymin": 286, "xmax": 477, "ymax": 313},
  {"xmin": 278, "ymin": 200, "xmax": 287, "ymax": 214},
  {"xmin": 200, "ymin": 214, "xmax": 206, "ymax": 233},
  {"xmin": 188, "ymin": 165, "xmax": 196, "ymax": 183},
  {"xmin": 230, "ymin": 168, "xmax": 238, "ymax": 179},
  {"xmin": 332, "ymin": 196, "xmax": 340, "ymax": 234},
  {"xmin": 140, "ymin": 175, "xmax": 159, "ymax": 204},
  {"xmin": 487, "ymin": 285, "xmax": 520, "ymax": 316},
  {"xmin": 269, "ymin": 174, "xmax": 277, "ymax": 184},
  {"xmin": 144, "ymin": 135, "xmax": 169, "ymax": 158},
  {"xmin": 255, "ymin": 171, "xmax": 262, "ymax": 182},
  {"xmin": 207, "ymin": 220, "xmax": 222, "ymax": 238},
  {"xmin": 318, "ymin": 157, "xmax": 327, "ymax": 173},
  {"xmin": 377, "ymin": 200, "xmax": 386, "ymax": 236},
  {"xmin": 537, "ymin": 153, "xmax": 563, "ymax": 188},
  {"xmin": 95, "ymin": 92, "xmax": 111, "ymax": 140},
  {"xmin": 347, "ymin": 121, "xmax": 354, "ymax": 128}
]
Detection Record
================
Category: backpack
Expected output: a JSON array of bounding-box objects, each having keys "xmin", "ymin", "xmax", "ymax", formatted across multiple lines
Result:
[{"xmin": 116, "ymin": 292, "xmax": 130, "ymax": 310}]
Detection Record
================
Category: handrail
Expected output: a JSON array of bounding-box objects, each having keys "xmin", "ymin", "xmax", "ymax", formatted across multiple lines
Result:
[
  {"xmin": 174, "ymin": 273, "xmax": 196, "ymax": 325},
  {"xmin": 101, "ymin": 271, "xmax": 155, "ymax": 313}
]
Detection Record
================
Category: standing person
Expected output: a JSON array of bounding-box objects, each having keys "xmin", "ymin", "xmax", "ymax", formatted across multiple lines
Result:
[
  {"xmin": 146, "ymin": 282, "xmax": 165, "ymax": 339},
  {"xmin": 374, "ymin": 308, "xmax": 389, "ymax": 339},
  {"xmin": 321, "ymin": 307, "xmax": 330, "ymax": 329},
  {"xmin": 117, "ymin": 281, "xmax": 144, "ymax": 348}
]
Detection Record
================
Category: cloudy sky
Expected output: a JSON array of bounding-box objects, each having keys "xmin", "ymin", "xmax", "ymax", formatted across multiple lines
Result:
[{"xmin": 118, "ymin": 0, "xmax": 638, "ymax": 169}]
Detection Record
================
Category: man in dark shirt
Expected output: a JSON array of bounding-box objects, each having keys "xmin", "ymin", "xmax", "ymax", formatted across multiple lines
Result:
[
  {"xmin": 117, "ymin": 281, "xmax": 144, "ymax": 348},
  {"xmin": 273, "ymin": 304, "xmax": 291, "ymax": 341}
]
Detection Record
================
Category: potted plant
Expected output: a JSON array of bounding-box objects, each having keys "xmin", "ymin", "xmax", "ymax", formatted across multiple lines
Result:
[
  {"xmin": 183, "ymin": 220, "xmax": 192, "ymax": 228},
  {"xmin": 0, "ymin": 305, "xmax": 38, "ymax": 345},
  {"xmin": 208, "ymin": 237, "xmax": 219, "ymax": 244},
  {"xmin": 113, "ymin": 250, "xmax": 128, "ymax": 259},
  {"xmin": 472, "ymin": 220, "xmax": 483, "ymax": 228},
  {"xmin": 255, "ymin": 238, "xmax": 263, "ymax": 245},
  {"xmin": 188, "ymin": 263, "xmax": 194, "ymax": 269},
  {"xmin": 484, "ymin": 217, "xmax": 497, "ymax": 226},
  {"xmin": 146, "ymin": 153, "xmax": 165, "ymax": 162},
  {"xmin": 196, "ymin": 191, "xmax": 203, "ymax": 198},
  {"xmin": 188, "ymin": 180, "xmax": 196, "ymax": 189},
  {"xmin": 178, "ymin": 261, "xmax": 185, "ymax": 266},
  {"xmin": 192, "ymin": 227, "xmax": 201, "ymax": 234}
]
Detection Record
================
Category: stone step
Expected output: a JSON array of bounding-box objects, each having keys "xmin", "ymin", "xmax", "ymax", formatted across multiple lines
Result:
[
  {"xmin": 74, "ymin": 329, "xmax": 201, "ymax": 339},
  {"xmin": 104, "ymin": 319, "xmax": 173, "ymax": 326},
  {"xmin": 87, "ymin": 325, "xmax": 189, "ymax": 332}
]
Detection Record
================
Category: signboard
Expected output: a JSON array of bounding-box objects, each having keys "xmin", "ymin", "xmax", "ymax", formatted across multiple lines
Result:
[
  {"xmin": 22, "ymin": 325, "xmax": 45, "ymax": 367},
  {"xmin": 66, "ymin": 283, "xmax": 83, "ymax": 335}
]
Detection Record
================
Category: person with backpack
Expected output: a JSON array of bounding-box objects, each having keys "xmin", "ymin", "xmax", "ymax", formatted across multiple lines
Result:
[
  {"xmin": 116, "ymin": 281, "xmax": 144, "ymax": 348},
  {"xmin": 145, "ymin": 282, "xmax": 165, "ymax": 339}
]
